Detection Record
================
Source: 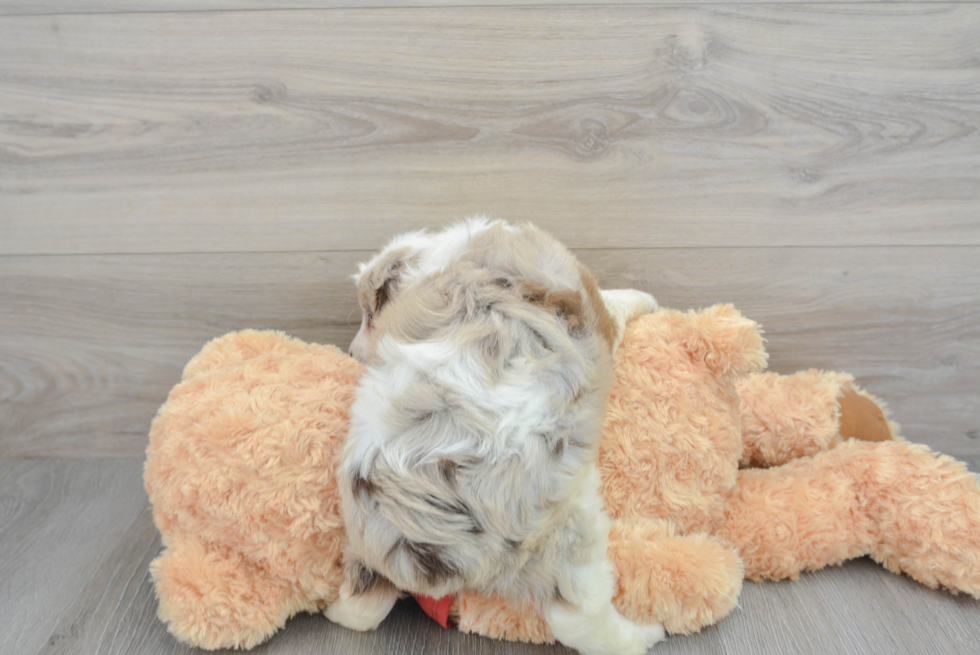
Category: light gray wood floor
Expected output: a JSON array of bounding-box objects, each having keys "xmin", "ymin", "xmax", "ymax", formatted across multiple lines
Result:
[{"xmin": 1, "ymin": 1, "xmax": 979, "ymax": 654}]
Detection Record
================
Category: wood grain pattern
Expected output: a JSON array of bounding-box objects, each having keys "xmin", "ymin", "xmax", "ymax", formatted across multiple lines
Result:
[
  {"xmin": 4, "ymin": 2, "xmax": 979, "ymax": 653},
  {"xmin": 0, "ymin": 459, "xmax": 149, "ymax": 655},
  {"xmin": 2, "ymin": 247, "xmax": 978, "ymax": 458},
  {"xmin": 0, "ymin": 459, "xmax": 16, "ymax": 482},
  {"xmin": 0, "ymin": 0, "xmax": 950, "ymax": 18},
  {"xmin": 3, "ymin": 5, "xmax": 978, "ymax": 254},
  {"xmin": 39, "ymin": 505, "xmax": 171, "ymax": 655},
  {"xmin": 0, "ymin": 251, "xmax": 366, "ymax": 457},
  {"xmin": 16, "ymin": 458, "xmax": 980, "ymax": 655}
]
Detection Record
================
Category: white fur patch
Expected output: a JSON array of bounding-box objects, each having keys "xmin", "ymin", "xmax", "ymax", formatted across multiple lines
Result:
[{"xmin": 324, "ymin": 588, "xmax": 398, "ymax": 632}]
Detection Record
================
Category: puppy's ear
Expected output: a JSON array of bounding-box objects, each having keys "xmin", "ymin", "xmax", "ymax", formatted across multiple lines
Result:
[
  {"xmin": 358, "ymin": 247, "xmax": 414, "ymax": 317},
  {"xmin": 374, "ymin": 258, "xmax": 404, "ymax": 314}
]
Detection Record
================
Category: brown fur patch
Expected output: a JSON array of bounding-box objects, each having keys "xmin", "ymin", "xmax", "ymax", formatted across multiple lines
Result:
[
  {"xmin": 578, "ymin": 264, "xmax": 617, "ymax": 352},
  {"xmin": 547, "ymin": 289, "xmax": 586, "ymax": 334},
  {"xmin": 391, "ymin": 540, "xmax": 462, "ymax": 586},
  {"xmin": 520, "ymin": 282, "xmax": 547, "ymax": 305},
  {"xmin": 539, "ymin": 431, "xmax": 566, "ymax": 460},
  {"xmin": 372, "ymin": 282, "xmax": 457, "ymax": 344},
  {"xmin": 357, "ymin": 247, "xmax": 414, "ymax": 317},
  {"xmin": 518, "ymin": 282, "xmax": 588, "ymax": 336},
  {"xmin": 422, "ymin": 493, "xmax": 484, "ymax": 534},
  {"xmin": 351, "ymin": 469, "xmax": 377, "ymax": 498},
  {"xmin": 350, "ymin": 562, "xmax": 380, "ymax": 595},
  {"xmin": 423, "ymin": 493, "xmax": 472, "ymax": 517},
  {"xmin": 439, "ymin": 459, "xmax": 459, "ymax": 485},
  {"xmin": 375, "ymin": 275, "xmax": 397, "ymax": 313}
]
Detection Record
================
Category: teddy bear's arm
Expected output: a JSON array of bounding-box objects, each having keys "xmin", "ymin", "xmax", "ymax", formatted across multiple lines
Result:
[
  {"xmin": 150, "ymin": 537, "xmax": 302, "ymax": 650},
  {"xmin": 454, "ymin": 519, "xmax": 743, "ymax": 643},
  {"xmin": 737, "ymin": 370, "xmax": 896, "ymax": 468}
]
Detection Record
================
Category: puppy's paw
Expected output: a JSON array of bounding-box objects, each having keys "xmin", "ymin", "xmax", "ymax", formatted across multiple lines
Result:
[
  {"xmin": 600, "ymin": 289, "xmax": 659, "ymax": 354},
  {"xmin": 324, "ymin": 592, "xmax": 395, "ymax": 632},
  {"xmin": 630, "ymin": 290, "xmax": 659, "ymax": 316},
  {"xmin": 616, "ymin": 620, "xmax": 666, "ymax": 655},
  {"xmin": 548, "ymin": 601, "xmax": 666, "ymax": 655},
  {"xmin": 600, "ymin": 289, "xmax": 658, "ymax": 320},
  {"xmin": 639, "ymin": 622, "xmax": 666, "ymax": 649}
]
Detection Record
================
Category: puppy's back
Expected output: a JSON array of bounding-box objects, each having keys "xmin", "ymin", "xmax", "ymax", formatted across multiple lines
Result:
[{"xmin": 340, "ymin": 222, "xmax": 614, "ymax": 601}]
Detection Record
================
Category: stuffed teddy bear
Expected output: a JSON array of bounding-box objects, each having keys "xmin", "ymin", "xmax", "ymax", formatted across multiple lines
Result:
[{"xmin": 144, "ymin": 304, "xmax": 980, "ymax": 650}]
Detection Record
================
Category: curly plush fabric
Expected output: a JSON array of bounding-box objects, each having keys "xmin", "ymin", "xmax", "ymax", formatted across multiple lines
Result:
[
  {"xmin": 145, "ymin": 306, "xmax": 980, "ymax": 650},
  {"xmin": 145, "ymin": 330, "xmax": 361, "ymax": 649},
  {"xmin": 455, "ymin": 305, "xmax": 980, "ymax": 639}
]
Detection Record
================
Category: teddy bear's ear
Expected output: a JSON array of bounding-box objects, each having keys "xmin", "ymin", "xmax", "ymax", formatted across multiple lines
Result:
[
  {"xmin": 681, "ymin": 304, "xmax": 768, "ymax": 381},
  {"xmin": 181, "ymin": 330, "xmax": 300, "ymax": 380}
]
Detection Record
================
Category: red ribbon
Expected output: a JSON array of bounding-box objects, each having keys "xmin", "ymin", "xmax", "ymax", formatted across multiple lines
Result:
[{"xmin": 413, "ymin": 594, "xmax": 454, "ymax": 629}]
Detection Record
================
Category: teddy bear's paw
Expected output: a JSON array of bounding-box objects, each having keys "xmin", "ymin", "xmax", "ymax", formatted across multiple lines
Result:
[{"xmin": 838, "ymin": 384, "xmax": 893, "ymax": 443}]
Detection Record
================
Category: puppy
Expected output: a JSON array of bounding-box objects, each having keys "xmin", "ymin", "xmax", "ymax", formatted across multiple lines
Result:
[{"xmin": 328, "ymin": 218, "xmax": 661, "ymax": 655}]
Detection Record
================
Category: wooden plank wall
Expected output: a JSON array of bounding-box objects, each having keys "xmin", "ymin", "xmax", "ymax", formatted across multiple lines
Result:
[
  {"xmin": 2, "ymin": 4, "xmax": 979, "ymax": 460},
  {"xmin": 0, "ymin": 0, "xmax": 958, "ymax": 17}
]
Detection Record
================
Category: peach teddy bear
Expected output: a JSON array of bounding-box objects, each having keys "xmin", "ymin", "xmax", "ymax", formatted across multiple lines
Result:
[
  {"xmin": 144, "ymin": 304, "xmax": 980, "ymax": 650},
  {"xmin": 449, "ymin": 304, "xmax": 980, "ymax": 642}
]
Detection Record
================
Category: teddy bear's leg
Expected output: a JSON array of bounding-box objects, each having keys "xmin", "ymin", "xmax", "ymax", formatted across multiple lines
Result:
[
  {"xmin": 737, "ymin": 370, "xmax": 896, "ymax": 468},
  {"xmin": 324, "ymin": 558, "xmax": 401, "ymax": 631},
  {"xmin": 150, "ymin": 537, "xmax": 307, "ymax": 650},
  {"xmin": 600, "ymin": 289, "xmax": 658, "ymax": 352},
  {"xmin": 850, "ymin": 440, "xmax": 980, "ymax": 596},
  {"xmin": 719, "ymin": 445, "xmax": 877, "ymax": 582},
  {"xmin": 453, "ymin": 519, "xmax": 743, "ymax": 642},
  {"xmin": 719, "ymin": 440, "xmax": 980, "ymax": 597}
]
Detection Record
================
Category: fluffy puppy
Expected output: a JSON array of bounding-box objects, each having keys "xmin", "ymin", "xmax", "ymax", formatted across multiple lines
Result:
[{"xmin": 328, "ymin": 218, "xmax": 661, "ymax": 655}]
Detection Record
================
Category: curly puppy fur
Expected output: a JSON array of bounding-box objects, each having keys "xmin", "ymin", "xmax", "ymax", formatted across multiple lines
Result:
[{"xmin": 331, "ymin": 218, "xmax": 662, "ymax": 655}]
